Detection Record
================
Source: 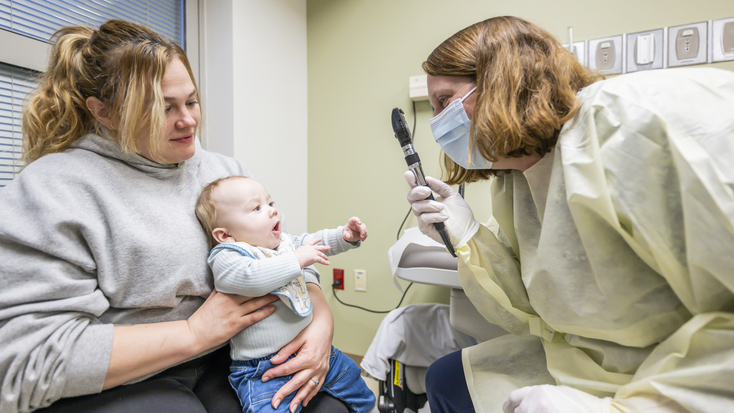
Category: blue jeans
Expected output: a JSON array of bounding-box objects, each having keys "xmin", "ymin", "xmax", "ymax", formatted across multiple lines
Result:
[{"xmin": 229, "ymin": 346, "xmax": 375, "ymax": 413}]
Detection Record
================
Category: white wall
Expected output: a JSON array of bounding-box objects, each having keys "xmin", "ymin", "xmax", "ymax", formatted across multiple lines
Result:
[{"xmin": 200, "ymin": 0, "xmax": 308, "ymax": 234}]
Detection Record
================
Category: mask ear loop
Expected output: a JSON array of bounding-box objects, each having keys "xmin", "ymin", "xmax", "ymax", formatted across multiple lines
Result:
[
  {"xmin": 460, "ymin": 86, "xmax": 477, "ymax": 102},
  {"xmin": 430, "ymin": 86, "xmax": 478, "ymax": 126}
]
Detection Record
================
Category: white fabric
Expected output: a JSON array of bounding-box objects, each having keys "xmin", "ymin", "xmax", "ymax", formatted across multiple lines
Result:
[
  {"xmin": 455, "ymin": 68, "xmax": 734, "ymax": 413},
  {"xmin": 360, "ymin": 304, "xmax": 479, "ymax": 381}
]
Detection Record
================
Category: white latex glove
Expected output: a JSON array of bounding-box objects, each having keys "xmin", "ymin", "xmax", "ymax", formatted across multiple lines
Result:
[
  {"xmin": 404, "ymin": 171, "xmax": 479, "ymax": 247},
  {"xmin": 503, "ymin": 385, "xmax": 611, "ymax": 413}
]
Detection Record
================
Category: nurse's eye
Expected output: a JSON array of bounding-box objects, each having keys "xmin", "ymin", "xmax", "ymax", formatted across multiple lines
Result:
[
  {"xmin": 186, "ymin": 100, "xmax": 199, "ymax": 107},
  {"xmin": 165, "ymin": 106, "xmax": 172, "ymax": 114}
]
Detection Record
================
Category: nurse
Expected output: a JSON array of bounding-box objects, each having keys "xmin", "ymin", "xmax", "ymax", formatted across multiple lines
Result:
[{"xmin": 407, "ymin": 15, "xmax": 734, "ymax": 413}]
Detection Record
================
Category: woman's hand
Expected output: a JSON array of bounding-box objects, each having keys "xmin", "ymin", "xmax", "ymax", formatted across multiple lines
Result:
[
  {"xmin": 105, "ymin": 291, "xmax": 277, "ymax": 389},
  {"xmin": 263, "ymin": 284, "xmax": 334, "ymax": 412},
  {"xmin": 186, "ymin": 290, "xmax": 278, "ymax": 353}
]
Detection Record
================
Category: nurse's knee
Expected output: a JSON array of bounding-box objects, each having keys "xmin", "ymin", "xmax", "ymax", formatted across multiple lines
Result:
[{"xmin": 425, "ymin": 350, "xmax": 463, "ymax": 395}]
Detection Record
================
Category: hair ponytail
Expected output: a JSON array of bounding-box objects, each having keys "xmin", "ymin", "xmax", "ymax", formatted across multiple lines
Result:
[{"xmin": 22, "ymin": 27, "xmax": 96, "ymax": 164}]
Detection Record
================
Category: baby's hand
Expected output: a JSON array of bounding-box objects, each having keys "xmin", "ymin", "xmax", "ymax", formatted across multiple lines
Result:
[
  {"xmin": 343, "ymin": 217, "xmax": 368, "ymax": 243},
  {"xmin": 295, "ymin": 238, "xmax": 331, "ymax": 268}
]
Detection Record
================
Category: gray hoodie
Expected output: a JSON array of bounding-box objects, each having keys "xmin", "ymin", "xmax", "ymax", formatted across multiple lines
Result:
[{"xmin": 0, "ymin": 133, "xmax": 247, "ymax": 412}]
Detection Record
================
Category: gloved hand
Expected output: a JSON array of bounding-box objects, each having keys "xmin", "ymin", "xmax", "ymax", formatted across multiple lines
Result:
[
  {"xmin": 503, "ymin": 385, "xmax": 611, "ymax": 413},
  {"xmin": 404, "ymin": 171, "xmax": 479, "ymax": 248}
]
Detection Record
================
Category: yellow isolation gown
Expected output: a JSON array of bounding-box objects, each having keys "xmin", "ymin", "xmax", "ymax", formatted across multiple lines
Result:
[{"xmin": 457, "ymin": 67, "xmax": 734, "ymax": 413}]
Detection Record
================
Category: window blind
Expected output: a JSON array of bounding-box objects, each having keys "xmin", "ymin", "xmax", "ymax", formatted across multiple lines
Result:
[
  {"xmin": 0, "ymin": 0, "xmax": 185, "ymax": 187},
  {"xmin": 0, "ymin": 0, "xmax": 184, "ymax": 47},
  {"xmin": 0, "ymin": 63, "xmax": 35, "ymax": 186}
]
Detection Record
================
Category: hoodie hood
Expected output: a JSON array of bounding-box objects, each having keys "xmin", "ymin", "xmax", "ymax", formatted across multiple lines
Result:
[{"xmin": 69, "ymin": 132, "xmax": 203, "ymax": 177}]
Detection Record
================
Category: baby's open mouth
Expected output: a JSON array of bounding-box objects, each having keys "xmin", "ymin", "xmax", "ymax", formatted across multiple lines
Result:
[{"xmin": 273, "ymin": 222, "xmax": 280, "ymax": 232}]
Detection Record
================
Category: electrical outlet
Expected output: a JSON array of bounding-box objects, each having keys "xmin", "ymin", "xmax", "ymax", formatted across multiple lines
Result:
[
  {"xmin": 712, "ymin": 17, "xmax": 734, "ymax": 62},
  {"xmin": 626, "ymin": 29, "xmax": 665, "ymax": 72},
  {"xmin": 354, "ymin": 269, "xmax": 367, "ymax": 292},
  {"xmin": 588, "ymin": 35, "xmax": 624, "ymax": 74},
  {"xmin": 333, "ymin": 268, "xmax": 344, "ymax": 290},
  {"xmin": 668, "ymin": 22, "xmax": 708, "ymax": 67}
]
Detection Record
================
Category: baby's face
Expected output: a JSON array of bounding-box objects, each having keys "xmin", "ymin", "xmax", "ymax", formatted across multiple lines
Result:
[{"xmin": 213, "ymin": 178, "xmax": 281, "ymax": 249}]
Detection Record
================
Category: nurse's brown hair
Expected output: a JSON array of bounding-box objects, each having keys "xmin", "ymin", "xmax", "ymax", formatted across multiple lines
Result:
[{"xmin": 423, "ymin": 16, "xmax": 601, "ymax": 183}]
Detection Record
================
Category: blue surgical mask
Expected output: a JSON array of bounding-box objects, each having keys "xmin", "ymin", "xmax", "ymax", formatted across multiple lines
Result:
[{"xmin": 429, "ymin": 86, "xmax": 493, "ymax": 169}]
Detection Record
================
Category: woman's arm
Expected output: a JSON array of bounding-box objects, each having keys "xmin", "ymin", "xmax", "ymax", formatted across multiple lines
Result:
[
  {"xmin": 103, "ymin": 291, "xmax": 276, "ymax": 389},
  {"xmin": 262, "ymin": 284, "xmax": 334, "ymax": 411}
]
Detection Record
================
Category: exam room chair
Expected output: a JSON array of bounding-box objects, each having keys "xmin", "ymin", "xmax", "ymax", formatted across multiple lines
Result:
[{"xmin": 377, "ymin": 232, "xmax": 508, "ymax": 413}]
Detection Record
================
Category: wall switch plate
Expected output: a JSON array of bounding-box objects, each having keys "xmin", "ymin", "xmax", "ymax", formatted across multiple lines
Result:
[
  {"xmin": 626, "ymin": 29, "xmax": 665, "ymax": 72},
  {"xmin": 588, "ymin": 35, "xmax": 624, "ymax": 74},
  {"xmin": 354, "ymin": 269, "xmax": 367, "ymax": 292},
  {"xmin": 668, "ymin": 22, "xmax": 708, "ymax": 67},
  {"xmin": 563, "ymin": 41, "xmax": 587, "ymax": 66},
  {"xmin": 712, "ymin": 17, "xmax": 734, "ymax": 62},
  {"xmin": 409, "ymin": 75, "xmax": 429, "ymax": 101}
]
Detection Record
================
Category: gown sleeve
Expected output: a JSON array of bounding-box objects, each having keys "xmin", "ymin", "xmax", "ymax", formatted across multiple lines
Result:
[{"xmin": 455, "ymin": 221, "xmax": 536, "ymax": 337}]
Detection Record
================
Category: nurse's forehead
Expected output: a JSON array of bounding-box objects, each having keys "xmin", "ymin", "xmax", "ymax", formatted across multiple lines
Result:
[{"xmin": 429, "ymin": 76, "xmax": 473, "ymax": 93}]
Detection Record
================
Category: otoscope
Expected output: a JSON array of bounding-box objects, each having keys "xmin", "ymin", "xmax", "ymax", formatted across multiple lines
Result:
[{"xmin": 391, "ymin": 107, "xmax": 456, "ymax": 257}]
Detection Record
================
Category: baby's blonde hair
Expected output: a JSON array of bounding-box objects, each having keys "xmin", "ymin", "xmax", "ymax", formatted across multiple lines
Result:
[{"xmin": 195, "ymin": 176, "xmax": 249, "ymax": 249}]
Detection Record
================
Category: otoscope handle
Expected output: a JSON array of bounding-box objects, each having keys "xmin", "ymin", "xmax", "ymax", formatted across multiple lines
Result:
[
  {"xmin": 421, "ymin": 192, "xmax": 457, "ymax": 257},
  {"xmin": 410, "ymin": 166, "xmax": 457, "ymax": 257},
  {"xmin": 393, "ymin": 107, "xmax": 456, "ymax": 257}
]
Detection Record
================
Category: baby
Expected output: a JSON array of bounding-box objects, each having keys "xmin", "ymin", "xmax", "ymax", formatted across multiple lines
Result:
[{"xmin": 195, "ymin": 176, "xmax": 375, "ymax": 413}]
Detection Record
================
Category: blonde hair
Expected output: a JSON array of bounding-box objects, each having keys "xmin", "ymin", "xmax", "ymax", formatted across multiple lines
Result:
[
  {"xmin": 22, "ymin": 19, "xmax": 198, "ymax": 164},
  {"xmin": 195, "ymin": 176, "xmax": 248, "ymax": 249},
  {"xmin": 423, "ymin": 16, "xmax": 602, "ymax": 184}
]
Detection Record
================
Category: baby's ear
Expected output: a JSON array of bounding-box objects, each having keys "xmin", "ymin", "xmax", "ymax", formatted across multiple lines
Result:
[{"xmin": 212, "ymin": 228, "xmax": 235, "ymax": 244}]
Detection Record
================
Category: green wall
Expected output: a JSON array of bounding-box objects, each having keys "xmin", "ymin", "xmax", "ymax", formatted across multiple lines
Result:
[{"xmin": 306, "ymin": 0, "xmax": 734, "ymax": 356}]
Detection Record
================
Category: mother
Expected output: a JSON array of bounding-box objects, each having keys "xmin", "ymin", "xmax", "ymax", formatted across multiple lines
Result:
[
  {"xmin": 0, "ymin": 20, "xmax": 346, "ymax": 413},
  {"xmin": 408, "ymin": 16, "xmax": 734, "ymax": 413}
]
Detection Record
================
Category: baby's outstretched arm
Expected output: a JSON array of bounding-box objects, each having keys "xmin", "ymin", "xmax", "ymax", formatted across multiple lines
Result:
[
  {"xmin": 295, "ymin": 238, "xmax": 331, "ymax": 268},
  {"xmin": 342, "ymin": 217, "xmax": 368, "ymax": 243}
]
